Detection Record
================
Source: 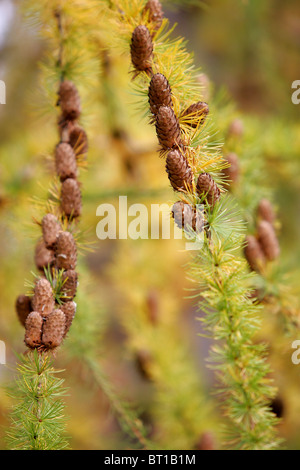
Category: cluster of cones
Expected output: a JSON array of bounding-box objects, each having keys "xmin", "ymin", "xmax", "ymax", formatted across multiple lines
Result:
[
  {"xmin": 130, "ymin": 0, "xmax": 221, "ymax": 232},
  {"xmin": 15, "ymin": 80, "xmax": 88, "ymax": 351},
  {"xmin": 244, "ymin": 198, "xmax": 280, "ymax": 273}
]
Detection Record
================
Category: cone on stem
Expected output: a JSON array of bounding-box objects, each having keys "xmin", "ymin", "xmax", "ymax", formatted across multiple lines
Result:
[
  {"xmin": 180, "ymin": 101, "xmax": 209, "ymax": 128},
  {"xmin": 55, "ymin": 231, "xmax": 77, "ymax": 270},
  {"xmin": 58, "ymin": 80, "xmax": 81, "ymax": 120},
  {"xmin": 196, "ymin": 173, "xmax": 220, "ymax": 207},
  {"xmin": 155, "ymin": 106, "xmax": 182, "ymax": 150},
  {"xmin": 148, "ymin": 73, "xmax": 172, "ymax": 116},
  {"xmin": 42, "ymin": 214, "xmax": 61, "ymax": 249},
  {"xmin": 42, "ymin": 309, "xmax": 66, "ymax": 349},
  {"xmin": 24, "ymin": 312, "xmax": 43, "ymax": 349},
  {"xmin": 130, "ymin": 25, "xmax": 153, "ymax": 76},
  {"xmin": 143, "ymin": 0, "xmax": 164, "ymax": 32},
  {"xmin": 32, "ymin": 278, "xmax": 55, "ymax": 318},
  {"xmin": 166, "ymin": 149, "xmax": 193, "ymax": 192},
  {"xmin": 61, "ymin": 178, "xmax": 82, "ymax": 219},
  {"xmin": 16, "ymin": 295, "xmax": 32, "ymax": 327},
  {"xmin": 55, "ymin": 143, "xmax": 78, "ymax": 182},
  {"xmin": 244, "ymin": 235, "xmax": 266, "ymax": 273},
  {"xmin": 257, "ymin": 220, "xmax": 280, "ymax": 261}
]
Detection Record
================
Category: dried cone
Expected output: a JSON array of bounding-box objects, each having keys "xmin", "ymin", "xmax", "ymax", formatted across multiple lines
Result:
[
  {"xmin": 16, "ymin": 294, "xmax": 32, "ymax": 327},
  {"xmin": 69, "ymin": 124, "xmax": 88, "ymax": 155},
  {"xmin": 61, "ymin": 301, "xmax": 76, "ymax": 337},
  {"xmin": 55, "ymin": 231, "xmax": 77, "ymax": 270},
  {"xmin": 55, "ymin": 143, "xmax": 77, "ymax": 182},
  {"xmin": 130, "ymin": 25, "xmax": 153, "ymax": 75},
  {"xmin": 257, "ymin": 220, "xmax": 280, "ymax": 261},
  {"xmin": 166, "ymin": 149, "xmax": 193, "ymax": 192},
  {"xmin": 180, "ymin": 101, "xmax": 209, "ymax": 128},
  {"xmin": 34, "ymin": 238, "xmax": 55, "ymax": 272},
  {"xmin": 172, "ymin": 201, "xmax": 203, "ymax": 233},
  {"xmin": 58, "ymin": 80, "xmax": 81, "ymax": 120},
  {"xmin": 61, "ymin": 269, "xmax": 78, "ymax": 300},
  {"xmin": 222, "ymin": 152, "xmax": 240, "ymax": 185},
  {"xmin": 42, "ymin": 309, "xmax": 66, "ymax": 349},
  {"xmin": 61, "ymin": 178, "xmax": 82, "ymax": 218},
  {"xmin": 149, "ymin": 73, "xmax": 172, "ymax": 116},
  {"xmin": 32, "ymin": 278, "xmax": 55, "ymax": 318},
  {"xmin": 244, "ymin": 235, "xmax": 266, "ymax": 272},
  {"xmin": 143, "ymin": 0, "xmax": 164, "ymax": 31},
  {"xmin": 42, "ymin": 214, "xmax": 61, "ymax": 248},
  {"xmin": 155, "ymin": 106, "xmax": 182, "ymax": 150},
  {"xmin": 196, "ymin": 173, "xmax": 220, "ymax": 207},
  {"xmin": 25, "ymin": 312, "xmax": 43, "ymax": 349},
  {"xmin": 257, "ymin": 198, "xmax": 275, "ymax": 225}
]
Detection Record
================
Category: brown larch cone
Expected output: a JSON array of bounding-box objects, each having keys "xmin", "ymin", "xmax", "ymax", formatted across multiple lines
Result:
[
  {"xmin": 148, "ymin": 73, "xmax": 172, "ymax": 116},
  {"xmin": 42, "ymin": 214, "xmax": 61, "ymax": 248},
  {"xmin": 228, "ymin": 118, "xmax": 244, "ymax": 138},
  {"xmin": 25, "ymin": 312, "xmax": 43, "ymax": 349},
  {"xmin": 55, "ymin": 231, "xmax": 77, "ymax": 270},
  {"xmin": 61, "ymin": 178, "xmax": 82, "ymax": 218},
  {"xmin": 55, "ymin": 143, "xmax": 77, "ymax": 182},
  {"xmin": 257, "ymin": 198, "xmax": 275, "ymax": 225},
  {"xmin": 155, "ymin": 106, "xmax": 182, "ymax": 150},
  {"xmin": 58, "ymin": 80, "xmax": 81, "ymax": 120},
  {"xmin": 34, "ymin": 238, "xmax": 55, "ymax": 272},
  {"xmin": 196, "ymin": 432, "xmax": 215, "ymax": 450},
  {"xmin": 16, "ymin": 294, "xmax": 32, "ymax": 327},
  {"xmin": 257, "ymin": 220, "xmax": 280, "ymax": 261},
  {"xmin": 130, "ymin": 25, "xmax": 153, "ymax": 75},
  {"xmin": 196, "ymin": 172, "xmax": 220, "ymax": 207},
  {"xmin": 143, "ymin": 0, "xmax": 164, "ymax": 31},
  {"xmin": 42, "ymin": 309, "xmax": 66, "ymax": 349},
  {"xmin": 32, "ymin": 278, "xmax": 55, "ymax": 318},
  {"xmin": 172, "ymin": 201, "xmax": 203, "ymax": 233},
  {"xmin": 166, "ymin": 149, "xmax": 193, "ymax": 192},
  {"xmin": 180, "ymin": 101, "xmax": 209, "ymax": 128},
  {"xmin": 222, "ymin": 152, "xmax": 240, "ymax": 185},
  {"xmin": 69, "ymin": 124, "xmax": 88, "ymax": 155},
  {"xmin": 61, "ymin": 269, "xmax": 78, "ymax": 300},
  {"xmin": 244, "ymin": 235, "xmax": 266, "ymax": 273},
  {"xmin": 60, "ymin": 301, "xmax": 76, "ymax": 337}
]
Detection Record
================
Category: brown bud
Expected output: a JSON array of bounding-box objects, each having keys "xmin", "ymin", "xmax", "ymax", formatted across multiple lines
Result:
[
  {"xmin": 55, "ymin": 143, "xmax": 77, "ymax": 182},
  {"xmin": 42, "ymin": 214, "xmax": 61, "ymax": 248},
  {"xmin": 60, "ymin": 301, "xmax": 76, "ymax": 337},
  {"xmin": 130, "ymin": 25, "xmax": 153, "ymax": 75},
  {"xmin": 61, "ymin": 269, "xmax": 78, "ymax": 300},
  {"xmin": 166, "ymin": 149, "xmax": 193, "ymax": 192},
  {"xmin": 222, "ymin": 152, "xmax": 240, "ymax": 185},
  {"xmin": 196, "ymin": 173, "xmax": 220, "ymax": 207},
  {"xmin": 32, "ymin": 278, "xmax": 55, "ymax": 318},
  {"xmin": 55, "ymin": 231, "xmax": 77, "ymax": 270},
  {"xmin": 148, "ymin": 73, "xmax": 172, "ymax": 116},
  {"xmin": 172, "ymin": 201, "xmax": 203, "ymax": 233},
  {"xmin": 257, "ymin": 199, "xmax": 275, "ymax": 225},
  {"xmin": 155, "ymin": 106, "xmax": 182, "ymax": 150},
  {"xmin": 42, "ymin": 309, "xmax": 66, "ymax": 349},
  {"xmin": 34, "ymin": 238, "xmax": 55, "ymax": 272},
  {"xmin": 244, "ymin": 235, "xmax": 266, "ymax": 273},
  {"xmin": 16, "ymin": 294, "xmax": 32, "ymax": 327},
  {"xmin": 143, "ymin": 0, "xmax": 164, "ymax": 31},
  {"xmin": 257, "ymin": 220, "xmax": 280, "ymax": 261},
  {"xmin": 25, "ymin": 312, "xmax": 43, "ymax": 349},
  {"xmin": 69, "ymin": 125, "xmax": 88, "ymax": 155},
  {"xmin": 180, "ymin": 101, "xmax": 209, "ymax": 128},
  {"xmin": 58, "ymin": 80, "xmax": 81, "ymax": 120},
  {"xmin": 61, "ymin": 178, "xmax": 82, "ymax": 219}
]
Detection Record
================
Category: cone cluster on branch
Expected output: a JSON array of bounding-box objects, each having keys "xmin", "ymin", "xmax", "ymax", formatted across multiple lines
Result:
[
  {"xmin": 129, "ymin": 0, "xmax": 220, "ymax": 237},
  {"xmin": 16, "ymin": 80, "xmax": 87, "ymax": 351},
  {"xmin": 244, "ymin": 199, "xmax": 280, "ymax": 273}
]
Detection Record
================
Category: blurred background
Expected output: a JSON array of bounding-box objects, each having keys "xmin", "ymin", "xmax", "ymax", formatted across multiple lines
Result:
[{"xmin": 0, "ymin": 0, "xmax": 299, "ymax": 449}]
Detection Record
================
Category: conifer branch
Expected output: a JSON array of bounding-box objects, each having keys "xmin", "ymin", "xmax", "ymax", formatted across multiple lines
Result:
[{"xmin": 112, "ymin": 0, "xmax": 281, "ymax": 449}]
